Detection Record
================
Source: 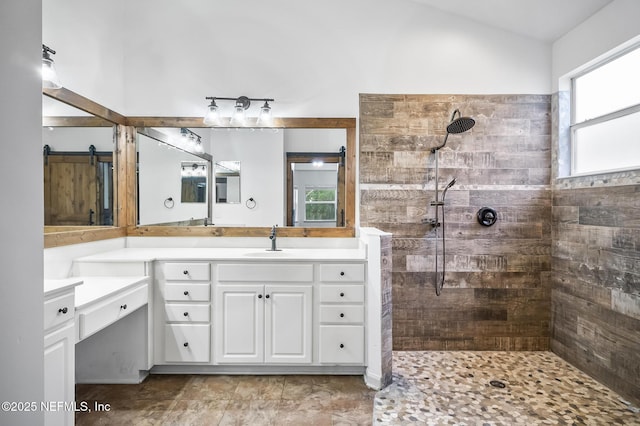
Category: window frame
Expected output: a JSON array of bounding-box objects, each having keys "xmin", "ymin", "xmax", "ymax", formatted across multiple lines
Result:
[
  {"xmin": 569, "ymin": 42, "xmax": 640, "ymax": 176},
  {"xmin": 303, "ymin": 185, "xmax": 337, "ymax": 222}
]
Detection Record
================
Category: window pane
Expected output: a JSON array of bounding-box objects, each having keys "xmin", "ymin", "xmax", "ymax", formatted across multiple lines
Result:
[
  {"xmin": 305, "ymin": 204, "xmax": 336, "ymax": 221},
  {"xmin": 305, "ymin": 189, "xmax": 336, "ymax": 202},
  {"xmin": 573, "ymin": 110, "xmax": 640, "ymax": 175},
  {"xmin": 574, "ymin": 46, "xmax": 640, "ymax": 122}
]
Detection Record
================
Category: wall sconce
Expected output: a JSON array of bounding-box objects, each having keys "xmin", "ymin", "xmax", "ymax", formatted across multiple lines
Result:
[
  {"xmin": 203, "ymin": 96, "xmax": 274, "ymax": 127},
  {"xmin": 180, "ymin": 128, "xmax": 204, "ymax": 153},
  {"xmin": 42, "ymin": 44, "xmax": 62, "ymax": 89}
]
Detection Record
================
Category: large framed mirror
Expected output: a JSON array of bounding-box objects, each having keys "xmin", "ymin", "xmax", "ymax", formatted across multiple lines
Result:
[
  {"xmin": 128, "ymin": 117, "xmax": 356, "ymax": 237},
  {"xmin": 136, "ymin": 127, "xmax": 213, "ymax": 226},
  {"xmin": 43, "ymin": 87, "xmax": 128, "ymax": 247},
  {"xmin": 42, "ymin": 90, "xmax": 356, "ymax": 244}
]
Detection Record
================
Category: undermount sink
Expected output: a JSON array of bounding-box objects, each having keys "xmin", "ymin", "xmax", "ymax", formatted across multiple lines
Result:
[{"xmin": 243, "ymin": 250, "xmax": 291, "ymax": 257}]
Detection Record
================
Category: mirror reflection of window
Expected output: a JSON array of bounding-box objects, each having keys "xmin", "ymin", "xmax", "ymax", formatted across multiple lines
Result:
[
  {"xmin": 181, "ymin": 161, "xmax": 208, "ymax": 203},
  {"xmin": 215, "ymin": 161, "xmax": 241, "ymax": 204},
  {"xmin": 305, "ymin": 186, "xmax": 337, "ymax": 221},
  {"xmin": 290, "ymin": 162, "xmax": 340, "ymax": 227}
]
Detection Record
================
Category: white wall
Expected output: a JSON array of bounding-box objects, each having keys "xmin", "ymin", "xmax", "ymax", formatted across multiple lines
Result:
[
  {"xmin": 43, "ymin": 0, "xmax": 126, "ymax": 112},
  {"xmin": 552, "ymin": 0, "xmax": 640, "ymax": 91},
  {"xmin": 284, "ymin": 129, "xmax": 346, "ymax": 153},
  {"xmin": 211, "ymin": 129, "xmax": 284, "ymax": 226},
  {"xmin": 0, "ymin": 1, "xmax": 44, "ymax": 425},
  {"xmin": 138, "ymin": 133, "xmax": 209, "ymax": 224},
  {"xmin": 44, "ymin": 0, "xmax": 551, "ymax": 119},
  {"xmin": 42, "ymin": 126, "xmax": 114, "ymax": 152}
]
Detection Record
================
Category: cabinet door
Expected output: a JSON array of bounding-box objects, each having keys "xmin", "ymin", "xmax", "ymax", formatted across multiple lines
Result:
[
  {"xmin": 44, "ymin": 322, "xmax": 75, "ymax": 426},
  {"xmin": 164, "ymin": 324, "xmax": 210, "ymax": 363},
  {"xmin": 264, "ymin": 285, "xmax": 312, "ymax": 364},
  {"xmin": 214, "ymin": 284, "xmax": 264, "ymax": 364}
]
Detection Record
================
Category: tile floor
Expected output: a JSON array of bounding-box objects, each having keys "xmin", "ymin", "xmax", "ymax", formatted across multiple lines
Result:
[
  {"xmin": 75, "ymin": 352, "xmax": 640, "ymax": 425},
  {"xmin": 374, "ymin": 351, "xmax": 640, "ymax": 425},
  {"xmin": 75, "ymin": 374, "xmax": 375, "ymax": 425}
]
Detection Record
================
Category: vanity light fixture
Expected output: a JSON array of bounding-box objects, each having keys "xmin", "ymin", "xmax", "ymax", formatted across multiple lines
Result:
[
  {"xmin": 42, "ymin": 44, "xmax": 62, "ymax": 89},
  {"xmin": 203, "ymin": 96, "xmax": 275, "ymax": 127},
  {"xmin": 179, "ymin": 128, "xmax": 204, "ymax": 153}
]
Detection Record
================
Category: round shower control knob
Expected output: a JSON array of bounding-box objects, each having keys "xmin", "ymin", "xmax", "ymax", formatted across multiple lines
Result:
[{"xmin": 477, "ymin": 207, "xmax": 498, "ymax": 226}]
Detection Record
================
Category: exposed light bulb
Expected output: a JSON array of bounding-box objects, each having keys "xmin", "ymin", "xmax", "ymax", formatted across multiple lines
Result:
[
  {"xmin": 256, "ymin": 101, "xmax": 273, "ymax": 126},
  {"xmin": 230, "ymin": 103, "xmax": 246, "ymax": 126},
  {"xmin": 203, "ymin": 100, "xmax": 220, "ymax": 126}
]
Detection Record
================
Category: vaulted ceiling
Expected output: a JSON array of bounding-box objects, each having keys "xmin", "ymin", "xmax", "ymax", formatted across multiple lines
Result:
[{"xmin": 409, "ymin": 0, "xmax": 614, "ymax": 42}]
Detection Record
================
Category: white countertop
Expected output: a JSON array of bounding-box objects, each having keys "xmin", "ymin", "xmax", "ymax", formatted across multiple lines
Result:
[
  {"xmin": 44, "ymin": 277, "xmax": 84, "ymax": 297},
  {"xmin": 73, "ymin": 247, "xmax": 367, "ymax": 263},
  {"xmin": 74, "ymin": 276, "xmax": 149, "ymax": 310}
]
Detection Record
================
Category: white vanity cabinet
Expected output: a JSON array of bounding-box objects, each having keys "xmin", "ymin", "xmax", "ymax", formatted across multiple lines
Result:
[
  {"xmin": 317, "ymin": 263, "xmax": 366, "ymax": 365},
  {"xmin": 155, "ymin": 262, "xmax": 211, "ymax": 364},
  {"xmin": 44, "ymin": 282, "xmax": 79, "ymax": 426},
  {"xmin": 214, "ymin": 264, "xmax": 313, "ymax": 364}
]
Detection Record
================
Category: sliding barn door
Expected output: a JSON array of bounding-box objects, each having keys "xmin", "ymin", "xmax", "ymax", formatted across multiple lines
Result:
[{"xmin": 44, "ymin": 155, "xmax": 99, "ymax": 225}]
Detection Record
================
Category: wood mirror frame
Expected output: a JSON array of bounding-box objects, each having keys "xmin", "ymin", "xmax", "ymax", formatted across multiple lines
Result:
[
  {"xmin": 43, "ymin": 87, "xmax": 356, "ymax": 247},
  {"xmin": 127, "ymin": 117, "xmax": 356, "ymax": 238},
  {"xmin": 43, "ymin": 87, "xmax": 132, "ymax": 248}
]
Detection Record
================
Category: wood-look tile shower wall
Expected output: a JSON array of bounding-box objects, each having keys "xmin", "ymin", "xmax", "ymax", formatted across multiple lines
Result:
[
  {"xmin": 359, "ymin": 94, "xmax": 552, "ymax": 350},
  {"xmin": 550, "ymin": 93, "xmax": 640, "ymax": 405}
]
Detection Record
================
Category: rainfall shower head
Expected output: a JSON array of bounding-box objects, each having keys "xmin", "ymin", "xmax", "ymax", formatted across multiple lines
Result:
[
  {"xmin": 432, "ymin": 109, "xmax": 475, "ymax": 152},
  {"xmin": 447, "ymin": 115, "xmax": 475, "ymax": 134}
]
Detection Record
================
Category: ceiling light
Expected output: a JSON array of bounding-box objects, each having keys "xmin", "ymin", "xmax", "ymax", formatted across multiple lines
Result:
[{"xmin": 42, "ymin": 44, "xmax": 62, "ymax": 89}]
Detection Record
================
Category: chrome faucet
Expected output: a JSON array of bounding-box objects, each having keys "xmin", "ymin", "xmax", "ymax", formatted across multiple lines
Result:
[{"xmin": 268, "ymin": 225, "xmax": 281, "ymax": 251}]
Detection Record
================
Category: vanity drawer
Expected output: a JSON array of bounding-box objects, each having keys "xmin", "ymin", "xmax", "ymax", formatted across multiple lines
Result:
[
  {"xmin": 164, "ymin": 324, "xmax": 210, "ymax": 363},
  {"xmin": 319, "ymin": 325, "xmax": 364, "ymax": 364},
  {"xmin": 44, "ymin": 292, "xmax": 75, "ymax": 331},
  {"xmin": 319, "ymin": 305, "xmax": 364, "ymax": 324},
  {"xmin": 319, "ymin": 263, "xmax": 365, "ymax": 283},
  {"xmin": 164, "ymin": 283, "xmax": 210, "ymax": 302},
  {"xmin": 77, "ymin": 284, "xmax": 148, "ymax": 341},
  {"xmin": 319, "ymin": 285, "xmax": 365, "ymax": 303},
  {"xmin": 217, "ymin": 263, "xmax": 313, "ymax": 282},
  {"xmin": 164, "ymin": 303, "xmax": 210, "ymax": 323},
  {"xmin": 164, "ymin": 263, "xmax": 210, "ymax": 281}
]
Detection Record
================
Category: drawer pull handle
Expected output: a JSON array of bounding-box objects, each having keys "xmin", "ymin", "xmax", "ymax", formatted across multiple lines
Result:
[
  {"xmin": 120, "ymin": 304, "xmax": 127, "ymax": 310},
  {"xmin": 183, "ymin": 312, "xmax": 189, "ymax": 317},
  {"xmin": 340, "ymin": 271, "xmax": 345, "ymax": 276},
  {"xmin": 183, "ymin": 342, "xmax": 189, "ymax": 347},
  {"xmin": 340, "ymin": 313, "xmax": 345, "ymax": 318},
  {"xmin": 184, "ymin": 291, "xmax": 189, "ymax": 296},
  {"xmin": 58, "ymin": 307, "xmax": 68, "ymax": 314},
  {"xmin": 258, "ymin": 294, "xmax": 263, "ymax": 299},
  {"xmin": 183, "ymin": 270, "xmax": 189, "ymax": 275},
  {"xmin": 340, "ymin": 292, "xmax": 345, "ymax": 297},
  {"xmin": 339, "ymin": 343, "xmax": 345, "ymax": 349},
  {"xmin": 265, "ymin": 294, "xmax": 270, "ymax": 299}
]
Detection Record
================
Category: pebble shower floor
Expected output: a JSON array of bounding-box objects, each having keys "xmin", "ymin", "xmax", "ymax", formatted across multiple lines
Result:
[{"xmin": 374, "ymin": 351, "xmax": 639, "ymax": 425}]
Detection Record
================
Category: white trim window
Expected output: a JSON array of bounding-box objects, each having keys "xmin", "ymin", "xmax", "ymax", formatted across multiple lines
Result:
[
  {"xmin": 304, "ymin": 186, "xmax": 336, "ymax": 222},
  {"xmin": 570, "ymin": 44, "xmax": 640, "ymax": 176}
]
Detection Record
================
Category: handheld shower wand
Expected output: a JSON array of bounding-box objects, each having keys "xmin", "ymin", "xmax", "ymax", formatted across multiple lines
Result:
[{"xmin": 429, "ymin": 109, "xmax": 475, "ymax": 296}]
